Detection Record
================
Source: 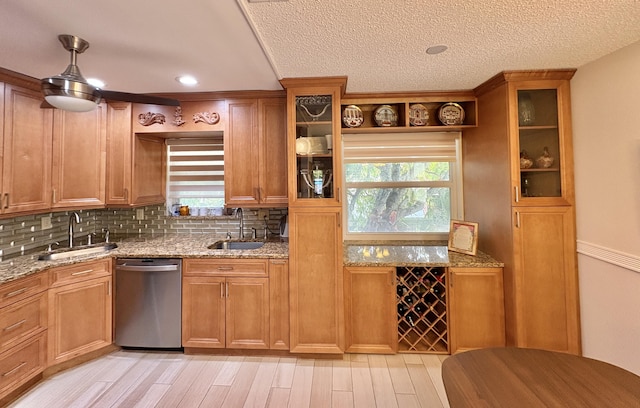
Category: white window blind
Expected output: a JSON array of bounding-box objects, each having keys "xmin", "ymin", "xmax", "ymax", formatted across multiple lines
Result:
[
  {"xmin": 342, "ymin": 132, "xmax": 459, "ymax": 163},
  {"xmin": 166, "ymin": 137, "xmax": 224, "ymax": 205}
]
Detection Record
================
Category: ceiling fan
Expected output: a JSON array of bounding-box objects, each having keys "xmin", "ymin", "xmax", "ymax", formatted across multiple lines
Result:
[{"xmin": 41, "ymin": 34, "xmax": 180, "ymax": 112}]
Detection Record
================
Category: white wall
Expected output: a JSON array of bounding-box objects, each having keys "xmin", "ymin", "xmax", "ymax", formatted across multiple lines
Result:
[{"xmin": 571, "ymin": 39, "xmax": 640, "ymax": 375}]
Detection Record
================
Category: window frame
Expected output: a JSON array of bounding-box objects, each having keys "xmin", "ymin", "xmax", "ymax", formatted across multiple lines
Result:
[{"xmin": 342, "ymin": 132, "xmax": 464, "ymax": 241}]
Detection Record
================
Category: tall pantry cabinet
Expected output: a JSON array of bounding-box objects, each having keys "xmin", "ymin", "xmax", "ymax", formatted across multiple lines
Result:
[
  {"xmin": 463, "ymin": 70, "xmax": 581, "ymax": 355},
  {"xmin": 280, "ymin": 77, "xmax": 346, "ymax": 354}
]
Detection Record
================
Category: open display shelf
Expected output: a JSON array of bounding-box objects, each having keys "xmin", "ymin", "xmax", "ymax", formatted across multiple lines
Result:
[{"xmin": 397, "ymin": 266, "xmax": 448, "ymax": 353}]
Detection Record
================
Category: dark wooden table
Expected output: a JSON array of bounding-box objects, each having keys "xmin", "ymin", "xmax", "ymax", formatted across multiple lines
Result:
[{"xmin": 442, "ymin": 347, "xmax": 640, "ymax": 407}]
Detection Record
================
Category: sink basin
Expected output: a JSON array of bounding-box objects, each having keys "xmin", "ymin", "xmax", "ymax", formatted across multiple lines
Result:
[
  {"xmin": 208, "ymin": 240, "xmax": 265, "ymax": 250},
  {"xmin": 38, "ymin": 243, "xmax": 118, "ymax": 261}
]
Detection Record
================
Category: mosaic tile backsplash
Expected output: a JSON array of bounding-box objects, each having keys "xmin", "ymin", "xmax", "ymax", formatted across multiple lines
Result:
[{"xmin": 0, "ymin": 205, "xmax": 287, "ymax": 259}]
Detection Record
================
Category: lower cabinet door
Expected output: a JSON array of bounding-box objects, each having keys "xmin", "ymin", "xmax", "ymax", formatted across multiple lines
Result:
[
  {"xmin": 182, "ymin": 277, "xmax": 226, "ymax": 348},
  {"xmin": 48, "ymin": 276, "xmax": 112, "ymax": 365},
  {"xmin": 344, "ymin": 266, "xmax": 397, "ymax": 354},
  {"xmin": 182, "ymin": 276, "xmax": 269, "ymax": 349},
  {"xmin": 0, "ymin": 332, "xmax": 47, "ymax": 401},
  {"xmin": 226, "ymin": 278, "xmax": 269, "ymax": 349},
  {"xmin": 448, "ymin": 267, "xmax": 506, "ymax": 354}
]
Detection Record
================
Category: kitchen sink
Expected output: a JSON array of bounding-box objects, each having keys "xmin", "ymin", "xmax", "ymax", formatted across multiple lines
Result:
[
  {"xmin": 38, "ymin": 243, "xmax": 118, "ymax": 261},
  {"xmin": 208, "ymin": 240, "xmax": 265, "ymax": 250}
]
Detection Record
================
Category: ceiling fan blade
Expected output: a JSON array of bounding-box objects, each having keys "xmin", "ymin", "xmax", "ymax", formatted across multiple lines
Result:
[{"xmin": 99, "ymin": 90, "xmax": 180, "ymax": 106}]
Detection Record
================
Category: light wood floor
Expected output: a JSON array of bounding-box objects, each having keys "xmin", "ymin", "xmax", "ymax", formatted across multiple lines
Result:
[{"xmin": 9, "ymin": 350, "xmax": 450, "ymax": 408}]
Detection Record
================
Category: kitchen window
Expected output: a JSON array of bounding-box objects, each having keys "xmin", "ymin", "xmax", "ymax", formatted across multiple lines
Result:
[
  {"xmin": 166, "ymin": 137, "xmax": 225, "ymax": 212},
  {"xmin": 342, "ymin": 132, "xmax": 463, "ymax": 240}
]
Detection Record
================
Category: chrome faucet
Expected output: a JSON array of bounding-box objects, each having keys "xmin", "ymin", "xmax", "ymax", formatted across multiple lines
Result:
[
  {"xmin": 236, "ymin": 208, "xmax": 244, "ymax": 239},
  {"xmin": 68, "ymin": 212, "xmax": 80, "ymax": 248}
]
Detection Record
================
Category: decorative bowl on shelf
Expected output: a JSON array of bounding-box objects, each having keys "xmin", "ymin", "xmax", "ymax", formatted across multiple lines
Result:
[
  {"xmin": 409, "ymin": 104, "xmax": 429, "ymax": 126},
  {"xmin": 438, "ymin": 102, "xmax": 465, "ymax": 126},
  {"xmin": 536, "ymin": 146, "xmax": 554, "ymax": 168},
  {"xmin": 374, "ymin": 105, "xmax": 398, "ymax": 127},
  {"xmin": 342, "ymin": 105, "xmax": 364, "ymax": 128}
]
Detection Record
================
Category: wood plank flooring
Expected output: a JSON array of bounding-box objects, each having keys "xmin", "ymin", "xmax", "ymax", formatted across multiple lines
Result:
[{"xmin": 9, "ymin": 351, "xmax": 450, "ymax": 408}]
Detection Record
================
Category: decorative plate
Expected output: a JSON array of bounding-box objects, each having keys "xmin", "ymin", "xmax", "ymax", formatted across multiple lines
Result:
[
  {"xmin": 438, "ymin": 102, "xmax": 465, "ymax": 126},
  {"xmin": 374, "ymin": 105, "xmax": 398, "ymax": 127},
  {"xmin": 342, "ymin": 105, "xmax": 364, "ymax": 128},
  {"xmin": 409, "ymin": 104, "xmax": 429, "ymax": 126}
]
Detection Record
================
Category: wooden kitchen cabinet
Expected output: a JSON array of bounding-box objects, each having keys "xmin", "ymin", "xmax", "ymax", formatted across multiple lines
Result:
[
  {"xmin": 48, "ymin": 259, "xmax": 113, "ymax": 366},
  {"xmin": 225, "ymin": 97, "xmax": 288, "ymax": 207},
  {"xmin": 106, "ymin": 102, "xmax": 166, "ymax": 206},
  {"xmin": 344, "ymin": 266, "xmax": 397, "ymax": 354},
  {"xmin": 281, "ymin": 78, "xmax": 346, "ymax": 355},
  {"xmin": 512, "ymin": 206, "xmax": 580, "ymax": 353},
  {"xmin": 182, "ymin": 259, "xmax": 270, "ymax": 350},
  {"xmin": 0, "ymin": 272, "xmax": 47, "ymax": 402},
  {"xmin": 0, "ymin": 83, "xmax": 53, "ymax": 216},
  {"xmin": 447, "ymin": 267, "xmax": 505, "ymax": 354},
  {"xmin": 289, "ymin": 207, "xmax": 344, "ymax": 353},
  {"xmin": 51, "ymin": 104, "xmax": 107, "ymax": 208},
  {"xmin": 463, "ymin": 70, "xmax": 581, "ymax": 354}
]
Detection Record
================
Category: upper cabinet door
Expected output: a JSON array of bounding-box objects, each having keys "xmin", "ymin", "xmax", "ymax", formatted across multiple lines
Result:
[
  {"xmin": 282, "ymin": 81, "xmax": 345, "ymax": 207},
  {"xmin": 258, "ymin": 98, "xmax": 288, "ymax": 206},
  {"xmin": 1, "ymin": 84, "xmax": 53, "ymax": 214},
  {"xmin": 225, "ymin": 99, "xmax": 260, "ymax": 206},
  {"xmin": 510, "ymin": 80, "xmax": 575, "ymax": 206},
  {"xmin": 51, "ymin": 104, "xmax": 107, "ymax": 208}
]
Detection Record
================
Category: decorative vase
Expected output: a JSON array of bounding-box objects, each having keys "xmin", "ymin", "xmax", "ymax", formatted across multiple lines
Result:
[
  {"xmin": 518, "ymin": 92, "xmax": 535, "ymax": 126},
  {"xmin": 520, "ymin": 151, "xmax": 533, "ymax": 169},
  {"xmin": 536, "ymin": 147, "xmax": 554, "ymax": 168}
]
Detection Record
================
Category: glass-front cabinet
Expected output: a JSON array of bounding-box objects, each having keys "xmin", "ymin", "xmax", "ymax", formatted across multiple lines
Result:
[
  {"xmin": 511, "ymin": 80, "xmax": 574, "ymax": 206},
  {"xmin": 281, "ymin": 78, "xmax": 346, "ymax": 207}
]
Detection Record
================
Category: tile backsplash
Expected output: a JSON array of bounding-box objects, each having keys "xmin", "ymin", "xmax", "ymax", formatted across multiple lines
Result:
[{"xmin": 0, "ymin": 206, "xmax": 287, "ymax": 259}]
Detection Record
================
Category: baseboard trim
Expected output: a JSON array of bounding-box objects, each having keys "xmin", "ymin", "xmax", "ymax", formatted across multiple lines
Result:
[{"xmin": 577, "ymin": 240, "xmax": 640, "ymax": 274}]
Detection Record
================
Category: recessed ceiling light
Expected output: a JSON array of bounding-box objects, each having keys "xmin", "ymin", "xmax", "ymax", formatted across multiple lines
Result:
[
  {"xmin": 426, "ymin": 45, "xmax": 448, "ymax": 55},
  {"xmin": 176, "ymin": 75, "xmax": 198, "ymax": 86},
  {"xmin": 87, "ymin": 78, "xmax": 105, "ymax": 88}
]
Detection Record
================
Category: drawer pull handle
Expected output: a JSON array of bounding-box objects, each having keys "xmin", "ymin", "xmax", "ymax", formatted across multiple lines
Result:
[
  {"xmin": 3, "ymin": 362, "xmax": 27, "ymax": 377},
  {"xmin": 4, "ymin": 288, "xmax": 28, "ymax": 298},
  {"xmin": 4, "ymin": 319, "xmax": 27, "ymax": 332},
  {"xmin": 71, "ymin": 269, "xmax": 94, "ymax": 276},
  {"xmin": 270, "ymin": 260, "xmax": 287, "ymax": 265},
  {"xmin": 217, "ymin": 266, "xmax": 234, "ymax": 271}
]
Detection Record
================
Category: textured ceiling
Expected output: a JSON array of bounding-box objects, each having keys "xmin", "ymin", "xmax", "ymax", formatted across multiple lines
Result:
[
  {"xmin": 243, "ymin": 0, "xmax": 640, "ymax": 92},
  {"xmin": 0, "ymin": 0, "xmax": 639, "ymax": 95}
]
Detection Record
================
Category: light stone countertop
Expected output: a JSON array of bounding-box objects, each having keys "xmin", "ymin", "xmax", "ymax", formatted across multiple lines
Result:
[
  {"xmin": 344, "ymin": 241, "xmax": 503, "ymax": 268},
  {"xmin": 0, "ymin": 233, "xmax": 288, "ymax": 284},
  {"xmin": 0, "ymin": 235, "xmax": 503, "ymax": 285}
]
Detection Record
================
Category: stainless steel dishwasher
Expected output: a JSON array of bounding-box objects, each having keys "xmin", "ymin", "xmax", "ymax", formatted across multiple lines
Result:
[{"xmin": 115, "ymin": 258, "xmax": 182, "ymax": 348}]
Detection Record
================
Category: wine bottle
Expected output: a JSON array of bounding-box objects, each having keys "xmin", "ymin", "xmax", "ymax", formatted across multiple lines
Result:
[
  {"xmin": 414, "ymin": 301, "xmax": 426, "ymax": 316},
  {"xmin": 396, "ymin": 284, "xmax": 407, "ymax": 297},
  {"xmin": 406, "ymin": 311, "xmax": 416, "ymax": 327},
  {"xmin": 397, "ymin": 303, "xmax": 406, "ymax": 316}
]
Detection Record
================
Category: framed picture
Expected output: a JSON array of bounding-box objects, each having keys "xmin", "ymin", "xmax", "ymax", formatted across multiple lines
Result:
[{"xmin": 448, "ymin": 220, "xmax": 479, "ymax": 256}]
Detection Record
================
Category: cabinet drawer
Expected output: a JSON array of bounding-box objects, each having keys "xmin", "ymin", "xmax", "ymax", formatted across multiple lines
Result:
[
  {"xmin": 0, "ymin": 273, "xmax": 47, "ymax": 309},
  {"xmin": 183, "ymin": 259, "xmax": 268, "ymax": 277},
  {"xmin": 0, "ymin": 332, "xmax": 46, "ymax": 400},
  {"xmin": 0, "ymin": 292, "xmax": 47, "ymax": 353},
  {"xmin": 49, "ymin": 258, "xmax": 112, "ymax": 287}
]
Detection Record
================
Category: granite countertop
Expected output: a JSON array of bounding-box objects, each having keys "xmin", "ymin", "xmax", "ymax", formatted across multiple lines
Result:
[
  {"xmin": 0, "ymin": 235, "xmax": 503, "ymax": 285},
  {"xmin": 0, "ymin": 233, "xmax": 289, "ymax": 284},
  {"xmin": 344, "ymin": 241, "xmax": 503, "ymax": 268}
]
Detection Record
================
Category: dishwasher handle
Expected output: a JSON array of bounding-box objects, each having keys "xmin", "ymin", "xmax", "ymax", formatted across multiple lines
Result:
[{"xmin": 116, "ymin": 264, "xmax": 179, "ymax": 272}]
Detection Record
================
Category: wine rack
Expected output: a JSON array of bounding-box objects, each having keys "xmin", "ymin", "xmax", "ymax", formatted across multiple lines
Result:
[{"xmin": 396, "ymin": 266, "xmax": 448, "ymax": 353}]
